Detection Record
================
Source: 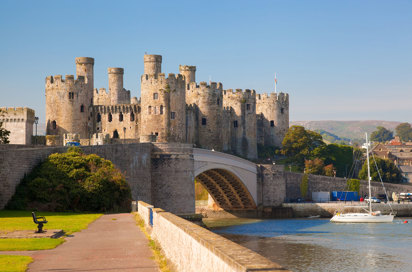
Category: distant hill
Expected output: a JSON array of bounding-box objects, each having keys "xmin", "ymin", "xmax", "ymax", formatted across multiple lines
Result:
[
  {"xmin": 315, "ymin": 130, "xmax": 351, "ymax": 145},
  {"xmin": 290, "ymin": 120, "xmax": 403, "ymax": 144}
]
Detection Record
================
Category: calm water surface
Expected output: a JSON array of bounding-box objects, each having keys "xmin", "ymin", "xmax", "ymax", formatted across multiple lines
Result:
[{"xmin": 212, "ymin": 218, "xmax": 412, "ymax": 272}]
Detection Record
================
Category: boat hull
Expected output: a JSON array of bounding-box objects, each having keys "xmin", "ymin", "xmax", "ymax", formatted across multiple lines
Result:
[{"xmin": 330, "ymin": 213, "xmax": 394, "ymax": 223}]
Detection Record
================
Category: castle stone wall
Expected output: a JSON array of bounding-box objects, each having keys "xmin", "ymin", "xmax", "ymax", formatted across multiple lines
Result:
[
  {"xmin": 0, "ymin": 107, "xmax": 35, "ymax": 145},
  {"xmin": 0, "ymin": 143, "xmax": 153, "ymax": 209}
]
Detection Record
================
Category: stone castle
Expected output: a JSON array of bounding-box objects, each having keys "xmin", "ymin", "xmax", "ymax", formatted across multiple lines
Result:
[{"xmin": 45, "ymin": 55, "xmax": 289, "ymax": 159}]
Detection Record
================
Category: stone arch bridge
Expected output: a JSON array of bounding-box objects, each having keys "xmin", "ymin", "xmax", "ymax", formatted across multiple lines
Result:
[{"xmin": 0, "ymin": 143, "xmax": 286, "ymax": 214}]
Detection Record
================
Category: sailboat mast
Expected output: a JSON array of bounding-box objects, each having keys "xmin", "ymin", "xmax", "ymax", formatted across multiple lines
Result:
[{"xmin": 366, "ymin": 133, "xmax": 372, "ymax": 213}]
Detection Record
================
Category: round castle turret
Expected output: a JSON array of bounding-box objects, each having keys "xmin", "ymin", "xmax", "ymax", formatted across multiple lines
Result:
[
  {"xmin": 46, "ymin": 57, "xmax": 94, "ymax": 142},
  {"xmin": 256, "ymin": 92, "xmax": 289, "ymax": 147},
  {"xmin": 179, "ymin": 65, "xmax": 196, "ymax": 87},
  {"xmin": 108, "ymin": 67, "xmax": 124, "ymax": 105},
  {"xmin": 186, "ymin": 81, "xmax": 223, "ymax": 150},
  {"xmin": 143, "ymin": 55, "xmax": 162, "ymax": 75},
  {"xmin": 140, "ymin": 55, "xmax": 186, "ymax": 142}
]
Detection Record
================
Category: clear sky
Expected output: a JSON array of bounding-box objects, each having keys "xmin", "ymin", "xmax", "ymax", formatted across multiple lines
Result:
[{"xmin": 0, "ymin": 0, "xmax": 411, "ymax": 123}]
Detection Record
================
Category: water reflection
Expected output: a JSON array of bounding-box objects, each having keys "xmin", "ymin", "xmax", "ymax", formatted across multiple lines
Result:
[{"xmin": 212, "ymin": 219, "xmax": 411, "ymax": 272}]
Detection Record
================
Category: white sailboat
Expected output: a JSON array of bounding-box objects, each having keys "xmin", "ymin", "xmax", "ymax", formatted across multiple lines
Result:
[{"xmin": 330, "ymin": 133, "xmax": 394, "ymax": 223}]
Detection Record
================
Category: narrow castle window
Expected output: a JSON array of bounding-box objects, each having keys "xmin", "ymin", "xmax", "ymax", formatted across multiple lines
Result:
[
  {"xmin": 217, "ymin": 98, "xmax": 220, "ymax": 105},
  {"xmin": 281, "ymin": 108, "xmax": 284, "ymax": 114},
  {"xmin": 80, "ymin": 104, "xmax": 84, "ymax": 112},
  {"xmin": 160, "ymin": 105, "xmax": 164, "ymax": 115},
  {"xmin": 130, "ymin": 112, "xmax": 135, "ymax": 121},
  {"xmin": 155, "ymin": 132, "xmax": 159, "ymax": 136},
  {"xmin": 246, "ymin": 104, "xmax": 251, "ymax": 111},
  {"xmin": 171, "ymin": 112, "xmax": 176, "ymax": 120},
  {"xmin": 68, "ymin": 92, "xmax": 74, "ymax": 99},
  {"xmin": 119, "ymin": 112, "xmax": 123, "ymax": 122},
  {"xmin": 234, "ymin": 120, "xmax": 238, "ymax": 128},
  {"xmin": 113, "ymin": 130, "xmax": 119, "ymax": 138},
  {"xmin": 52, "ymin": 120, "xmax": 57, "ymax": 130},
  {"xmin": 97, "ymin": 113, "xmax": 101, "ymax": 122},
  {"xmin": 270, "ymin": 120, "xmax": 275, "ymax": 127},
  {"xmin": 108, "ymin": 113, "xmax": 112, "ymax": 122},
  {"xmin": 153, "ymin": 93, "xmax": 158, "ymax": 100},
  {"xmin": 202, "ymin": 118, "xmax": 207, "ymax": 126},
  {"xmin": 148, "ymin": 106, "xmax": 152, "ymax": 115}
]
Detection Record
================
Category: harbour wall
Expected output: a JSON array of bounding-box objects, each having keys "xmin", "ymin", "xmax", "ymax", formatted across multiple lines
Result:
[
  {"xmin": 137, "ymin": 201, "xmax": 288, "ymax": 272},
  {"xmin": 283, "ymin": 202, "xmax": 412, "ymax": 217}
]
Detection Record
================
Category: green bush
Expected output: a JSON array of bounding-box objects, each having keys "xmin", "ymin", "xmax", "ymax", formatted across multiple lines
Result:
[
  {"xmin": 300, "ymin": 174, "xmax": 309, "ymax": 198},
  {"xmin": 7, "ymin": 147, "xmax": 131, "ymax": 212},
  {"xmin": 347, "ymin": 179, "xmax": 360, "ymax": 193}
]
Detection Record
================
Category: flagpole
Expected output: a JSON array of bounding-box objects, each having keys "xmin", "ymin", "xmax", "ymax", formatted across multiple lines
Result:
[{"xmin": 274, "ymin": 73, "xmax": 277, "ymax": 92}]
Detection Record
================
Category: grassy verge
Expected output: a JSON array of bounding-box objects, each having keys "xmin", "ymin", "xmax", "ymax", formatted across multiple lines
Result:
[
  {"xmin": 0, "ymin": 255, "xmax": 32, "ymax": 272},
  {"xmin": 133, "ymin": 213, "xmax": 172, "ymax": 272},
  {"xmin": 0, "ymin": 210, "xmax": 102, "ymax": 251},
  {"xmin": 0, "ymin": 238, "xmax": 64, "ymax": 251},
  {"xmin": 0, "ymin": 210, "xmax": 102, "ymax": 235}
]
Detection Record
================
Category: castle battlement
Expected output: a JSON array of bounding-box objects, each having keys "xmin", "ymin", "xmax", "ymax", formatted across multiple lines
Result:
[
  {"xmin": 257, "ymin": 92, "xmax": 289, "ymax": 103},
  {"xmin": 0, "ymin": 107, "xmax": 35, "ymax": 122},
  {"xmin": 187, "ymin": 81, "xmax": 223, "ymax": 93},
  {"xmin": 46, "ymin": 74, "xmax": 86, "ymax": 87},
  {"xmin": 223, "ymin": 88, "xmax": 256, "ymax": 100}
]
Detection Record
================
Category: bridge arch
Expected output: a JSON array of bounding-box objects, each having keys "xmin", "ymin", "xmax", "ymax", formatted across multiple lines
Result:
[{"xmin": 193, "ymin": 148, "xmax": 258, "ymax": 210}]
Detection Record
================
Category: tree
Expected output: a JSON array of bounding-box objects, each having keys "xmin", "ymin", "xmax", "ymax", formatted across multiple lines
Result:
[
  {"xmin": 281, "ymin": 126, "xmax": 325, "ymax": 168},
  {"xmin": 395, "ymin": 123, "xmax": 412, "ymax": 142},
  {"xmin": 305, "ymin": 158, "xmax": 325, "ymax": 175},
  {"xmin": 0, "ymin": 109, "xmax": 10, "ymax": 144},
  {"xmin": 358, "ymin": 157, "xmax": 402, "ymax": 183},
  {"xmin": 370, "ymin": 126, "xmax": 393, "ymax": 142},
  {"xmin": 312, "ymin": 144, "xmax": 353, "ymax": 177},
  {"xmin": 347, "ymin": 179, "xmax": 360, "ymax": 193},
  {"xmin": 324, "ymin": 164, "xmax": 336, "ymax": 177},
  {"xmin": 7, "ymin": 147, "xmax": 132, "ymax": 211}
]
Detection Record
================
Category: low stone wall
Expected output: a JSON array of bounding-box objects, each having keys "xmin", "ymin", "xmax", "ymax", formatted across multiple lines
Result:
[
  {"xmin": 138, "ymin": 201, "xmax": 288, "ymax": 272},
  {"xmin": 283, "ymin": 202, "xmax": 412, "ymax": 217}
]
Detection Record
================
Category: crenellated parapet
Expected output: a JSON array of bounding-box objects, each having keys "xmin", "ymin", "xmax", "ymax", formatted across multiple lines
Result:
[
  {"xmin": 0, "ymin": 107, "xmax": 35, "ymax": 123},
  {"xmin": 45, "ymin": 74, "xmax": 86, "ymax": 91}
]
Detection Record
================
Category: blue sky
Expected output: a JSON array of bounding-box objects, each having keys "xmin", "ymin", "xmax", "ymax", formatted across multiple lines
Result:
[{"xmin": 1, "ymin": 0, "xmax": 411, "ymax": 123}]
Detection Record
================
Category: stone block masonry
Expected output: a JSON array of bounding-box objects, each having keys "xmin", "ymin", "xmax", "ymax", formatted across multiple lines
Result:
[
  {"xmin": 0, "ymin": 144, "xmax": 153, "ymax": 209},
  {"xmin": 138, "ymin": 201, "xmax": 288, "ymax": 272}
]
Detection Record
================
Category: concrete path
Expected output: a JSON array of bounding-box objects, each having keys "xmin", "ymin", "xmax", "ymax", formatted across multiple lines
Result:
[{"xmin": 28, "ymin": 213, "xmax": 159, "ymax": 272}]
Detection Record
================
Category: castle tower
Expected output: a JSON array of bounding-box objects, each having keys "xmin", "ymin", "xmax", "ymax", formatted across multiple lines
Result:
[
  {"xmin": 179, "ymin": 65, "xmax": 196, "ymax": 87},
  {"xmin": 256, "ymin": 92, "xmax": 289, "ymax": 147},
  {"xmin": 108, "ymin": 67, "xmax": 124, "ymax": 104},
  {"xmin": 186, "ymin": 81, "xmax": 223, "ymax": 150},
  {"xmin": 140, "ymin": 55, "xmax": 186, "ymax": 142},
  {"xmin": 223, "ymin": 89, "xmax": 257, "ymax": 159},
  {"xmin": 143, "ymin": 55, "xmax": 162, "ymax": 75},
  {"xmin": 46, "ymin": 57, "xmax": 94, "ymax": 143},
  {"xmin": 75, "ymin": 57, "xmax": 94, "ymax": 90}
]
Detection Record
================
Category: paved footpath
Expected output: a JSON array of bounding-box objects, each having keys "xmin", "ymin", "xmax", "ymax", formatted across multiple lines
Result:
[{"xmin": 28, "ymin": 213, "xmax": 159, "ymax": 272}]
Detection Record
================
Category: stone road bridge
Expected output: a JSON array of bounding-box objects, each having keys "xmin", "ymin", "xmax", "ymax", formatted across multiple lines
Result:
[
  {"xmin": 193, "ymin": 148, "xmax": 257, "ymax": 210},
  {"xmin": 1, "ymin": 143, "xmax": 281, "ymax": 214}
]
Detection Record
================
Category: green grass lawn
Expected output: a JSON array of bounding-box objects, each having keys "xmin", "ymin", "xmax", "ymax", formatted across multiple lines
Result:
[
  {"xmin": 0, "ymin": 238, "xmax": 64, "ymax": 251},
  {"xmin": 0, "ymin": 210, "xmax": 102, "ymax": 251},
  {"xmin": 0, "ymin": 255, "xmax": 32, "ymax": 272},
  {"xmin": 0, "ymin": 210, "xmax": 102, "ymax": 235}
]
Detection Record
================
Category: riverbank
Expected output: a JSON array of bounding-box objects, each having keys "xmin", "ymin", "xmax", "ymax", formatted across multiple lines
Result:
[{"xmin": 282, "ymin": 202, "xmax": 412, "ymax": 217}]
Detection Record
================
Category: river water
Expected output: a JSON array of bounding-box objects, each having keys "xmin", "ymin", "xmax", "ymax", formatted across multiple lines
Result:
[{"xmin": 211, "ymin": 218, "xmax": 412, "ymax": 272}]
